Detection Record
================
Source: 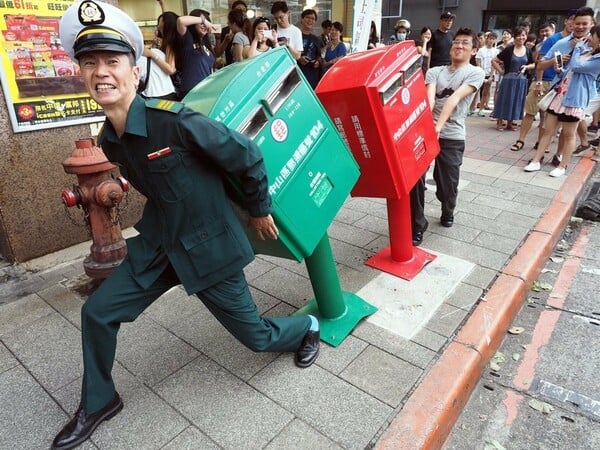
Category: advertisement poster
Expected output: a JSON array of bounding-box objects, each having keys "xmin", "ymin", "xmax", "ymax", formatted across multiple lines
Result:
[{"xmin": 0, "ymin": 0, "xmax": 104, "ymax": 133}]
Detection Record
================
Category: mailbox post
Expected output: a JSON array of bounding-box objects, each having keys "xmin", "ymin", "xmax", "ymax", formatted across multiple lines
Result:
[
  {"xmin": 183, "ymin": 47, "xmax": 376, "ymax": 346},
  {"xmin": 316, "ymin": 41, "xmax": 440, "ymax": 280}
]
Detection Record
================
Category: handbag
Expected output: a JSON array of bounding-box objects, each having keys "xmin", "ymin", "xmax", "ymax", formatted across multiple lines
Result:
[
  {"xmin": 170, "ymin": 71, "xmax": 183, "ymax": 100},
  {"xmin": 537, "ymin": 88, "xmax": 557, "ymax": 112}
]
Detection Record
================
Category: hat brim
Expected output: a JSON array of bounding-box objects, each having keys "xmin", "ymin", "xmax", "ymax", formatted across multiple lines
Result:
[
  {"xmin": 74, "ymin": 40, "xmax": 134, "ymax": 59},
  {"xmin": 73, "ymin": 28, "xmax": 135, "ymax": 59}
]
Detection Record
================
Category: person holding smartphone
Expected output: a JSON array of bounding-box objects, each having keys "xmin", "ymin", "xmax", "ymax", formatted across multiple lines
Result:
[
  {"xmin": 525, "ymin": 7, "xmax": 599, "ymax": 177},
  {"xmin": 246, "ymin": 16, "xmax": 279, "ymax": 59},
  {"xmin": 271, "ymin": 1, "xmax": 303, "ymax": 60},
  {"xmin": 298, "ymin": 9, "xmax": 322, "ymax": 89}
]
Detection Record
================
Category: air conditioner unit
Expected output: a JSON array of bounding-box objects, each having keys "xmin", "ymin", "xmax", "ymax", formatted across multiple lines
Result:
[{"xmin": 439, "ymin": 1, "xmax": 460, "ymax": 8}]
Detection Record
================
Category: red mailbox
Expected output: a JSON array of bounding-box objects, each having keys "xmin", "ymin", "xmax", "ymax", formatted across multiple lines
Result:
[{"xmin": 316, "ymin": 41, "xmax": 440, "ymax": 280}]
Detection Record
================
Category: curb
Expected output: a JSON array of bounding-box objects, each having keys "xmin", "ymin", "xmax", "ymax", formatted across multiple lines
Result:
[{"xmin": 375, "ymin": 156, "xmax": 596, "ymax": 450}]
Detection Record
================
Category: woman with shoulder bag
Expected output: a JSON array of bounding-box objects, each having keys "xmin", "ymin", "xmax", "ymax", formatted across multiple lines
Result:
[
  {"xmin": 137, "ymin": 46, "xmax": 178, "ymax": 100},
  {"xmin": 524, "ymin": 24, "xmax": 600, "ymax": 176}
]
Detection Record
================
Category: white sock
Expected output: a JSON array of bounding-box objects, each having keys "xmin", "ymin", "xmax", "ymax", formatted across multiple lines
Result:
[{"xmin": 308, "ymin": 315, "xmax": 319, "ymax": 331}]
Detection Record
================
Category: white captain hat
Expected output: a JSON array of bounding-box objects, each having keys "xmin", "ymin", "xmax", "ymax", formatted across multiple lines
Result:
[{"xmin": 59, "ymin": 0, "xmax": 144, "ymax": 61}]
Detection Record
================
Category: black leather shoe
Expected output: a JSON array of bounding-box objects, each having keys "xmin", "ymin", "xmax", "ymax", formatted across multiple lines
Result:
[
  {"xmin": 52, "ymin": 393, "xmax": 123, "ymax": 450},
  {"xmin": 412, "ymin": 230, "xmax": 424, "ymax": 246},
  {"xmin": 295, "ymin": 330, "xmax": 320, "ymax": 368},
  {"xmin": 440, "ymin": 214, "xmax": 454, "ymax": 227}
]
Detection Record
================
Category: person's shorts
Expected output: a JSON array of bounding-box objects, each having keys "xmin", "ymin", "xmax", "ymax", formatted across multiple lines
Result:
[
  {"xmin": 546, "ymin": 108, "xmax": 581, "ymax": 123},
  {"xmin": 524, "ymin": 80, "xmax": 551, "ymax": 116},
  {"xmin": 584, "ymin": 94, "xmax": 600, "ymax": 116}
]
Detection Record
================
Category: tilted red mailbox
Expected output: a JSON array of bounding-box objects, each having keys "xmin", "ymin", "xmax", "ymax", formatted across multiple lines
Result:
[{"xmin": 316, "ymin": 41, "xmax": 440, "ymax": 279}]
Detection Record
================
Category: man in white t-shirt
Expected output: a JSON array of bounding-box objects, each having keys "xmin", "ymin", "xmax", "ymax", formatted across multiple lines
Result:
[
  {"xmin": 271, "ymin": 1, "xmax": 303, "ymax": 60},
  {"xmin": 410, "ymin": 28, "xmax": 485, "ymax": 246}
]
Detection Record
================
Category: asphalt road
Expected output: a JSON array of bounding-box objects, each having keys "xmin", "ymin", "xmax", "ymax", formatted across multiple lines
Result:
[{"xmin": 444, "ymin": 166, "xmax": 600, "ymax": 450}]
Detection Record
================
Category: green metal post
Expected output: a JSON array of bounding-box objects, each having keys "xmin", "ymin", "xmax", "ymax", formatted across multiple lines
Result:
[{"xmin": 295, "ymin": 234, "xmax": 377, "ymax": 346}]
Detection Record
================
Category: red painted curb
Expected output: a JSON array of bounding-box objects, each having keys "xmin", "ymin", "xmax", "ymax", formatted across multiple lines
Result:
[
  {"xmin": 502, "ymin": 231, "xmax": 554, "ymax": 285},
  {"xmin": 375, "ymin": 342, "xmax": 483, "ymax": 450},
  {"xmin": 455, "ymin": 273, "xmax": 527, "ymax": 359},
  {"xmin": 374, "ymin": 156, "xmax": 596, "ymax": 450}
]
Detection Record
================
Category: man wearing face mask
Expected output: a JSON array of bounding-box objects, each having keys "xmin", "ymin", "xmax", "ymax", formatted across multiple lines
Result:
[
  {"xmin": 388, "ymin": 18, "xmax": 410, "ymax": 44},
  {"xmin": 428, "ymin": 11, "xmax": 456, "ymax": 68}
]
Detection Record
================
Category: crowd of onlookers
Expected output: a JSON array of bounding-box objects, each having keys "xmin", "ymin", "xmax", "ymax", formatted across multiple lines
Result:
[
  {"xmin": 137, "ymin": 3, "xmax": 600, "ymax": 177},
  {"xmin": 386, "ymin": 7, "xmax": 600, "ymax": 176},
  {"xmin": 137, "ymin": 0, "xmax": 348, "ymax": 99}
]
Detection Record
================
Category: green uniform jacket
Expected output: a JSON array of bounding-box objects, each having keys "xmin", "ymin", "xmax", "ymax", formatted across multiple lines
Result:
[{"xmin": 98, "ymin": 96, "xmax": 271, "ymax": 294}]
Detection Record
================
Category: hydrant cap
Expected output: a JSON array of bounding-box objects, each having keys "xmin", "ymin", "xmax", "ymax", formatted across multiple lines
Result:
[{"xmin": 62, "ymin": 138, "xmax": 115, "ymax": 174}]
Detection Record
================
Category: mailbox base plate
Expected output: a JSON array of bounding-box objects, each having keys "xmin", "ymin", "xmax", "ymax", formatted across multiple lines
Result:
[
  {"xmin": 294, "ymin": 292, "xmax": 377, "ymax": 347},
  {"xmin": 365, "ymin": 246, "xmax": 436, "ymax": 280}
]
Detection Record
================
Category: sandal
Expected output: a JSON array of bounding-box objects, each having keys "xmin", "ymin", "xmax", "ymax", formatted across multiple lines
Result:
[
  {"xmin": 510, "ymin": 140, "xmax": 525, "ymax": 151},
  {"xmin": 573, "ymin": 144, "xmax": 592, "ymax": 154}
]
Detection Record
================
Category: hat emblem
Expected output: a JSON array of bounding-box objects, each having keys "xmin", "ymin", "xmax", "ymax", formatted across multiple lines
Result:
[{"xmin": 79, "ymin": 1, "xmax": 105, "ymax": 25}]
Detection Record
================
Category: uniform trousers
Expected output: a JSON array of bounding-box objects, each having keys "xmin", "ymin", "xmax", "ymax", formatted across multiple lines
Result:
[
  {"xmin": 80, "ymin": 257, "xmax": 310, "ymax": 414},
  {"xmin": 410, "ymin": 138, "xmax": 465, "ymax": 233}
]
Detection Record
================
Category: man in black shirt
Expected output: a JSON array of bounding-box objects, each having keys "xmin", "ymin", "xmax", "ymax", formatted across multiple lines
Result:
[
  {"xmin": 427, "ymin": 11, "xmax": 455, "ymax": 69},
  {"xmin": 299, "ymin": 9, "xmax": 323, "ymax": 89}
]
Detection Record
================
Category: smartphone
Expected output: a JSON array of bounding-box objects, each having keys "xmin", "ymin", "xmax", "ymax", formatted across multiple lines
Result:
[
  {"xmin": 271, "ymin": 24, "xmax": 277, "ymax": 31},
  {"xmin": 554, "ymin": 51, "xmax": 563, "ymax": 70},
  {"xmin": 262, "ymin": 30, "xmax": 273, "ymax": 41}
]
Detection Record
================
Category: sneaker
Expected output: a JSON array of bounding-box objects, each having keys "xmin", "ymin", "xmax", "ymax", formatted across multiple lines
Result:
[
  {"xmin": 524, "ymin": 161, "xmax": 541, "ymax": 172},
  {"xmin": 590, "ymin": 137, "xmax": 599, "ymax": 147},
  {"xmin": 477, "ymin": 111, "xmax": 486, "ymax": 117},
  {"xmin": 573, "ymin": 144, "xmax": 592, "ymax": 154},
  {"xmin": 551, "ymin": 154, "xmax": 562, "ymax": 167},
  {"xmin": 588, "ymin": 124, "xmax": 599, "ymax": 132},
  {"xmin": 549, "ymin": 167, "xmax": 566, "ymax": 177},
  {"xmin": 467, "ymin": 111, "xmax": 474, "ymax": 116}
]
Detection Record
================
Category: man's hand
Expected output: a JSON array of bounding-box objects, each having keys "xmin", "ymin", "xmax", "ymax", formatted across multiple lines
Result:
[{"xmin": 248, "ymin": 215, "xmax": 279, "ymax": 240}]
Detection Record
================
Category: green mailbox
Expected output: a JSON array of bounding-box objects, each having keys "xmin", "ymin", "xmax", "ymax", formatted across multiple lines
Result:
[
  {"xmin": 183, "ymin": 48, "xmax": 376, "ymax": 346},
  {"xmin": 183, "ymin": 47, "xmax": 358, "ymax": 261}
]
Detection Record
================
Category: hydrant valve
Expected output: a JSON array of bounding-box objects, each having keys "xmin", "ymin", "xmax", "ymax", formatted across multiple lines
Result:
[{"xmin": 61, "ymin": 188, "xmax": 80, "ymax": 207}]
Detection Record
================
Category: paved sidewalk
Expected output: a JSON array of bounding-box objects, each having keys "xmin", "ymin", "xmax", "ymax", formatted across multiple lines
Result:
[{"xmin": 0, "ymin": 114, "xmax": 596, "ymax": 450}]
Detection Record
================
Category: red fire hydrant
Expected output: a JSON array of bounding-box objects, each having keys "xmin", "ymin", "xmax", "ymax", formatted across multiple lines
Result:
[{"xmin": 61, "ymin": 138, "xmax": 129, "ymax": 279}]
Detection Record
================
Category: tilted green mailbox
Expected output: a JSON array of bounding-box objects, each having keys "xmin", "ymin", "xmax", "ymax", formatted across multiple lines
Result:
[{"xmin": 183, "ymin": 47, "xmax": 376, "ymax": 345}]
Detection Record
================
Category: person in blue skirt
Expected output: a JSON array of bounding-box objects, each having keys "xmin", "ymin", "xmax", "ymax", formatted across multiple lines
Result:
[{"xmin": 491, "ymin": 26, "xmax": 534, "ymax": 131}]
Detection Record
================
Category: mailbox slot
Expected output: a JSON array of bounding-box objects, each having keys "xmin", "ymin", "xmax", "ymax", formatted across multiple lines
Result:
[
  {"xmin": 403, "ymin": 55, "xmax": 422, "ymax": 82},
  {"xmin": 264, "ymin": 67, "xmax": 302, "ymax": 114},
  {"xmin": 238, "ymin": 106, "xmax": 268, "ymax": 139},
  {"xmin": 378, "ymin": 55, "xmax": 423, "ymax": 106},
  {"xmin": 379, "ymin": 72, "xmax": 404, "ymax": 105}
]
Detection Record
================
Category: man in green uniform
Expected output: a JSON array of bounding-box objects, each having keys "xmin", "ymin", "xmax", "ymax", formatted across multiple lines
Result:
[{"xmin": 53, "ymin": 2, "xmax": 319, "ymax": 449}]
